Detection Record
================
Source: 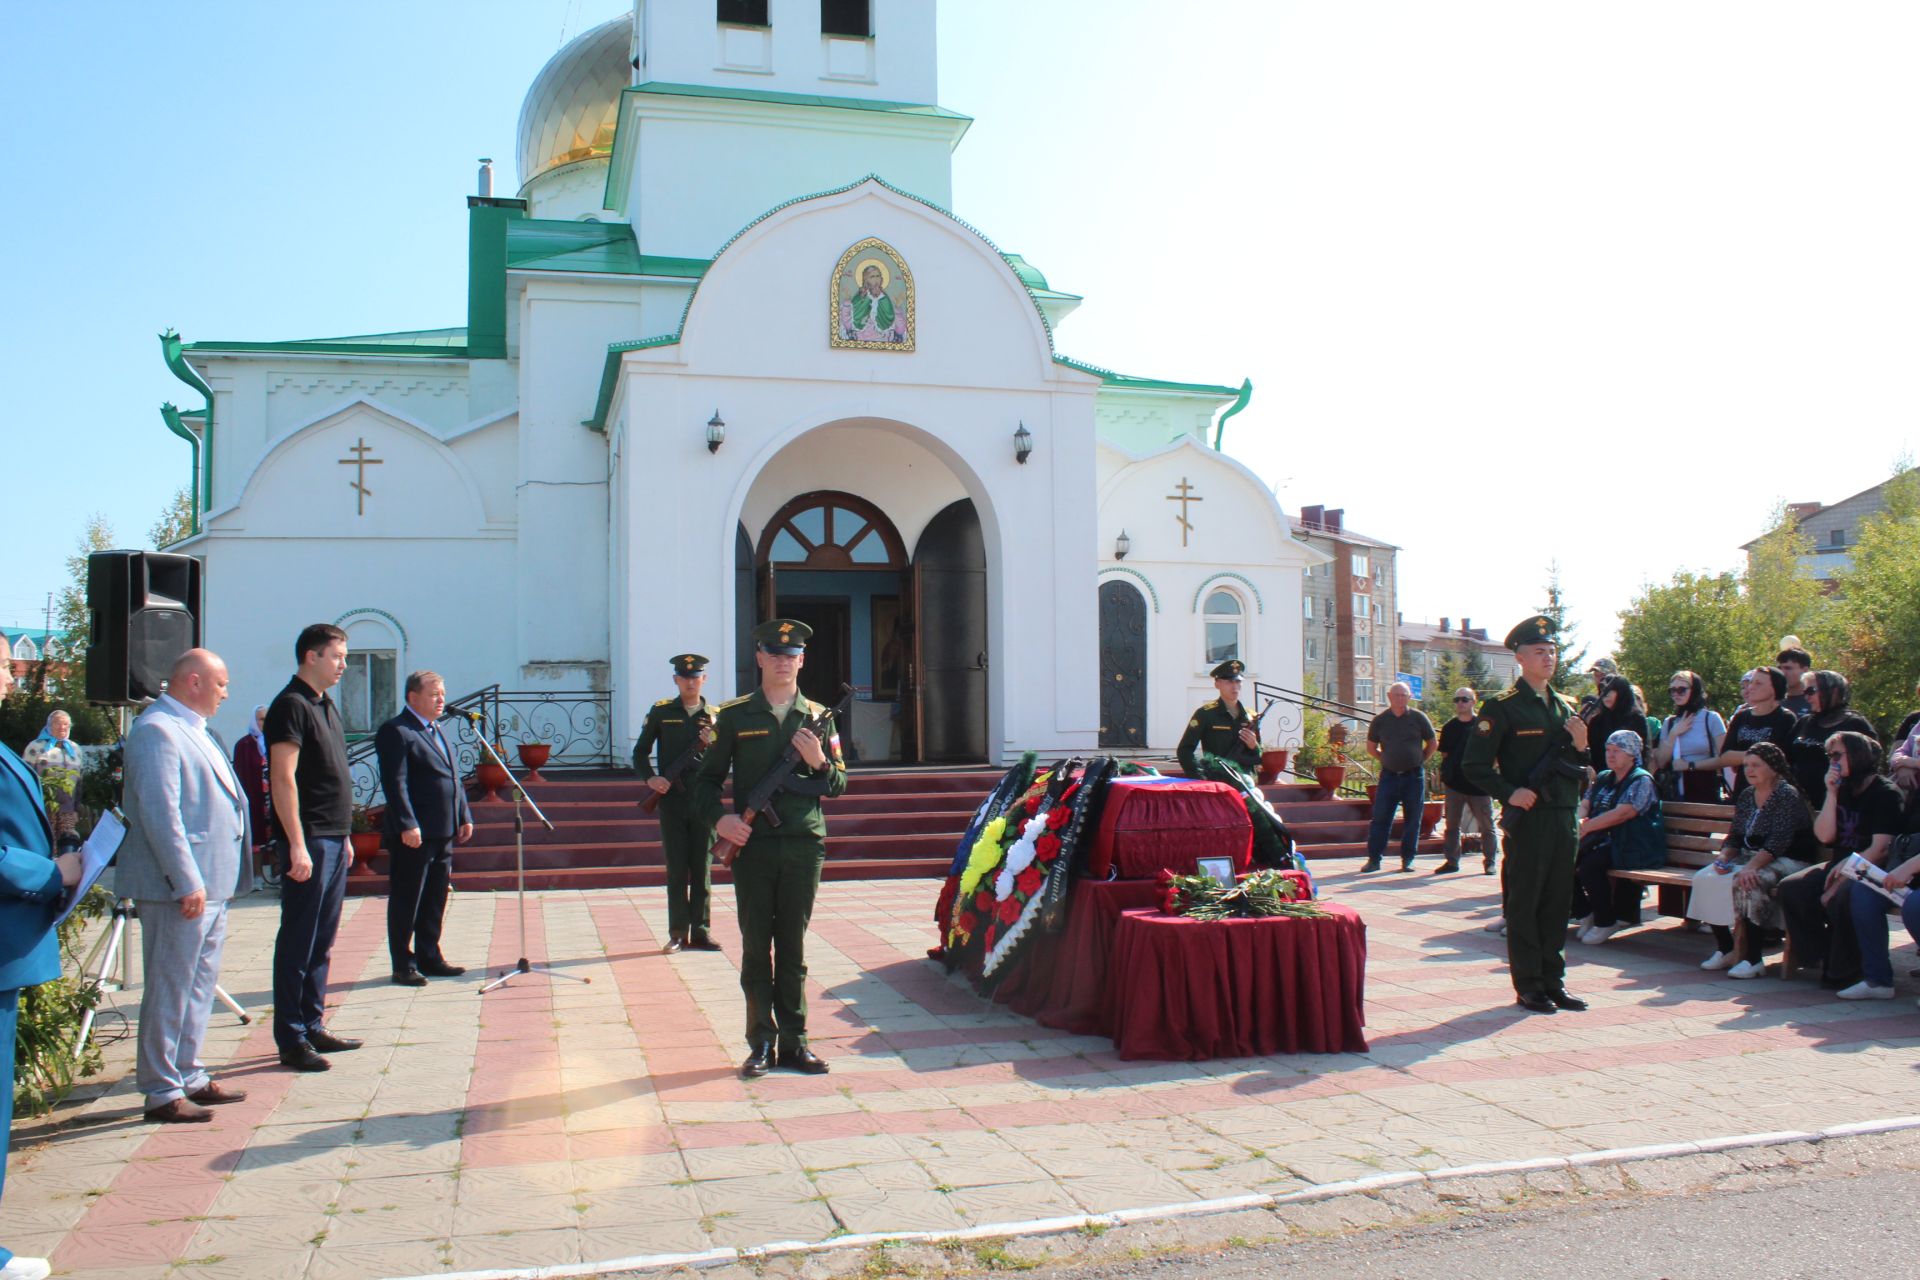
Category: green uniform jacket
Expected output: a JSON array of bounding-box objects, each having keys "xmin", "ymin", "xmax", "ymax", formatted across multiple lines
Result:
[
  {"xmin": 692, "ymin": 690, "xmax": 848, "ymax": 839},
  {"xmin": 1461, "ymin": 679, "xmax": 1585, "ymax": 809},
  {"xmin": 631, "ymin": 696, "xmax": 712, "ymax": 784},
  {"xmin": 1177, "ymin": 699, "xmax": 1261, "ymax": 777}
]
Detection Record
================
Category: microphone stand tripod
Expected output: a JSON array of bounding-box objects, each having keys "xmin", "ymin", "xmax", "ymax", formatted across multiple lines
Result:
[
  {"xmin": 457, "ymin": 710, "xmax": 588, "ymax": 995},
  {"xmin": 75, "ymin": 899, "xmax": 251, "ymax": 1060}
]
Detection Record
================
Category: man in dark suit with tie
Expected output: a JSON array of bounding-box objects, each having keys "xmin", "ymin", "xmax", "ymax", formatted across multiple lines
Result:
[{"xmin": 375, "ymin": 671, "xmax": 472, "ymax": 986}]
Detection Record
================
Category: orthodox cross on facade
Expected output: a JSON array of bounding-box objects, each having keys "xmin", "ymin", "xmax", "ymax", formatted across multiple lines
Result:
[
  {"xmin": 1165, "ymin": 477, "xmax": 1203, "ymax": 546},
  {"xmin": 337, "ymin": 437, "xmax": 383, "ymax": 516}
]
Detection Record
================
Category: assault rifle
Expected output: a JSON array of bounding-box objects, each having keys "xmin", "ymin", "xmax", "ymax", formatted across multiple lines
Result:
[
  {"xmin": 1498, "ymin": 724, "xmax": 1586, "ymax": 835},
  {"xmin": 638, "ymin": 708, "xmax": 715, "ymax": 815},
  {"xmin": 711, "ymin": 684, "xmax": 857, "ymax": 868}
]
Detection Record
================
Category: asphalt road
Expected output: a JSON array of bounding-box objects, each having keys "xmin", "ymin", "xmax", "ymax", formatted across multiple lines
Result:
[{"xmin": 1042, "ymin": 1161, "xmax": 1914, "ymax": 1279}]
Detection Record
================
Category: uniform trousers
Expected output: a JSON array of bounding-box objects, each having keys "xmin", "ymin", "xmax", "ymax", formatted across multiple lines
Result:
[
  {"xmin": 386, "ymin": 835, "xmax": 453, "ymax": 972},
  {"xmin": 732, "ymin": 834, "xmax": 824, "ymax": 1050},
  {"xmin": 272, "ymin": 835, "xmax": 349, "ymax": 1052},
  {"xmin": 136, "ymin": 899, "xmax": 229, "ymax": 1107},
  {"xmin": 1504, "ymin": 806, "xmax": 1578, "ymax": 996},
  {"xmin": 656, "ymin": 795, "xmax": 713, "ymax": 939}
]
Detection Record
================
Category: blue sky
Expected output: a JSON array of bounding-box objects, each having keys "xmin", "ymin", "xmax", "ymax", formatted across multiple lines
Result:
[{"xmin": 3, "ymin": 1, "xmax": 1916, "ymax": 655}]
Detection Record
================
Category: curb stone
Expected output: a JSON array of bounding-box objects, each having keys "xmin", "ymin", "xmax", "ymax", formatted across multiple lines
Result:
[{"xmin": 388, "ymin": 1117, "xmax": 1920, "ymax": 1280}]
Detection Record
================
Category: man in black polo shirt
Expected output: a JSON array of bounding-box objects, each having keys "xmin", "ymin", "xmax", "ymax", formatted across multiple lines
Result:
[{"xmin": 267, "ymin": 623, "xmax": 364, "ymax": 1072}]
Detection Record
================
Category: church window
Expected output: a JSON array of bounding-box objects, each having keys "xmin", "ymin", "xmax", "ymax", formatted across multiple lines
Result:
[
  {"xmin": 821, "ymin": 0, "xmax": 872, "ymax": 37},
  {"xmin": 1203, "ymin": 589, "xmax": 1242, "ymax": 665},
  {"xmin": 340, "ymin": 650, "xmax": 398, "ymax": 738},
  {"xmin": 759, "ymin": 492, "xmax": 906, "ymax": 571},
  {"xmin": 719, "ymin": 0, "xmax": 770, "ymax": 26}
]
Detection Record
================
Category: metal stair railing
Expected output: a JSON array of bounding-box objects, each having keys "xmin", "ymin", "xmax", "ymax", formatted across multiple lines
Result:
[
  {"xmin": 1247, "ymin": 681, "xmax": 1377, "ymax": 798},
  {"xmin": 347, "ymin": 684, "xmax": 614, "ymax": 809}
]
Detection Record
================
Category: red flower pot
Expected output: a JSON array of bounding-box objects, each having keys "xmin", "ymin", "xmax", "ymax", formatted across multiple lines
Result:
[
  {"xmin": 1313, "ymin": 765, "xmax": 1347, "ymax": 796},
  {"xmin": 1257, "ymin": 748, "xmax": 1291, "ymax": 785},
  {"xmin": 516, "ymin": 742, "xmax": 551, "ymax": 782},
  {"xmin": 475, "ymin": 761, "xmax": 511, "ymax": 801},
  {"xmin": 349, "ymin": 830, "xmax": 382, "ymax": 873}
]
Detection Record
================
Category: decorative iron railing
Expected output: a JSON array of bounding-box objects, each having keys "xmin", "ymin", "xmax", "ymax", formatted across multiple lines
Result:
[
  {"xmin": 346, "ymin": 685, "xmax": 616, "ymax": 809},
  {"xmin": 1248, "ymin": 681, "xmax": 1378, "ymax": 797}
]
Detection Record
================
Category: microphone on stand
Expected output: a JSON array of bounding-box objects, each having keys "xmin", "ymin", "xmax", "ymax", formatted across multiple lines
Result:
[{"xmin": 440, "ymin": 707, "xmax": 483, "ymax": 724}]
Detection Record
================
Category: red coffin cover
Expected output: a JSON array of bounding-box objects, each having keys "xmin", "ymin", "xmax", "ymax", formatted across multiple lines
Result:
[{"xmin": 1084, "ymin": 779, "xmax": 1253, "ymax": 880}]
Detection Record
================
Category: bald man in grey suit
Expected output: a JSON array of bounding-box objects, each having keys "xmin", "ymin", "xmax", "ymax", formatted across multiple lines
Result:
[{"xmin": 118, "ymin": 650, "xmax": 253, "ymax": 1123}]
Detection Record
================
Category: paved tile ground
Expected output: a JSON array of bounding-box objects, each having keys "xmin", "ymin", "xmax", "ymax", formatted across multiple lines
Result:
[{"xmin": 6, "ymin": 865, "xmax": 1920, "ymax": 1279}]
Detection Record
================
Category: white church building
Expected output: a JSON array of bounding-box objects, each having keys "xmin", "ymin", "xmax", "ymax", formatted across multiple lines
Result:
[{"xmin": 161, "ymin": 1, "xmax": 1325, "ymax": 764}]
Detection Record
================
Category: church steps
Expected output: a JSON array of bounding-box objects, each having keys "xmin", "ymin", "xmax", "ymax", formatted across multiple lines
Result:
[{"xmin": 382, "ymin": 763, "xmax": 1451, "ymax": 893}]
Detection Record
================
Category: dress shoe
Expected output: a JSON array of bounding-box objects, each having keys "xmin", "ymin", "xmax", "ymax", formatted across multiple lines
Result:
[
  {"xmin": 740, "ymin": 1043, "xmax": 775, "ymax": 1079},
  {"xmin": 1514, "ymin": 992, "xmax": 1559, "ymax": 1015},
  {"xmin": 1482, "ymin": 856, "xmax": 1496, "ymax": 875},
  {"xmin": 0, "ymin": 1255, "xmax": 52, "ymax": 1280},
  {"xmin": 417, "ymin": 958, "xmax": 466, "ymax": 977},
  {"xmin": 776, "ymin": 1045, "xmax": 830, "ymax": 1075},
  {"xmin": 1359, "ymin": 860, "xmax": 1382, "ymax": 874},
  {"xmin": 306, "ymin": 1028, "xmax": 362, "ymax": 1054},
  {"xmin": 687, "ymin": 930, "xmax": 723, "ymax": 952},
  {"xmin": 1431, "ymin": 862, "xmax": 1460, "ymax": 875},
  {"xmin": 1399, "ymin": 860, "xmax": 1415, "ymax": 873},
  {"xmin": 278, "ymin": 1042, "xmax": 331, "ymax": 1072},
  {"xmin": 661, "ymin": 936, "xmax": 685, "ymax": 955},
  {"xmin": 1548, "ymin": 988, "xmax": 1589, "ymax": 1012},
  {"xmin": 187, "ymin": 1080, "xmax": 247, "ymax": 1106},
  {"xmin": 391, "ymin": 968, "xmax": 428, "ymax": 987},
  {"xmin": 144, "ymin": 1097, "xmax": 213, "ymax": 1124}
]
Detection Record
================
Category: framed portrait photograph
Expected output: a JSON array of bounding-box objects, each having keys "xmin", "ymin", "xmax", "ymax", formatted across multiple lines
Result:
[{"xmin": 1196, "ymin": 856, "xmax": 1236, "ymax": 884}]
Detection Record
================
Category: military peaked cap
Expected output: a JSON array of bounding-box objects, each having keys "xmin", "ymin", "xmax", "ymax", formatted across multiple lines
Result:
[
  {"xmin": 1210, "ymin": 659, "xmax": 1246, "ymax": 680},
  {"xmin": 1504, "ymin": 615, "xmax": 1558, "ymax": 651},
  {"xmin": 671, "ymin": 653, "xmax": 708, "ymax": 676},
  {"xmin": 754, "ymin": 619, "xmax": 813, "ymax": 655}
]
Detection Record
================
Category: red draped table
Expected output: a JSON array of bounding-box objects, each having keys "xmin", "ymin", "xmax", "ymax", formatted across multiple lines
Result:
[
  {"xmin": 1102, "ymin": 906, "xmax": 1368, "ymax": 1059},
  {"xmin": 994, "ymin": 879, "xmax": 1165, "ymax": 1034}
]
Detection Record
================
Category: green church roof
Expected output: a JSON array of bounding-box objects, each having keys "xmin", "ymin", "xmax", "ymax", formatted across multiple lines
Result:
[
  {"xmin": 505, "ymin": 219, "xmax": 706, "ymax": 278},
  {"xmin": 183, "ymin": 327, "xmax": 470, "ymax": 358}
]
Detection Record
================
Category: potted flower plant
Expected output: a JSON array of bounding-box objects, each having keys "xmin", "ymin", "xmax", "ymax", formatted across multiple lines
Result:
[
  {"xmin": 473, "ymin": 744, "xmax": 511, "ymax": 801},
  {"xmin": 349, "ymin": 805, "xmax": 382, "ymax": 868}
]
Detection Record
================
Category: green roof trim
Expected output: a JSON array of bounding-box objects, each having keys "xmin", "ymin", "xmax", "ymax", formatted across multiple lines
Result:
[
  {"xmin": 1053, "ymin": 356, "xmax": 1242, "ymax": 400},
  {"xmin": 628, "ymin": 80, "xmax": 970, "ymax": 121},
  {"xmin": 505, "ymin": 218, "xmax": 709, "ymax": 278},
  {"xmin": 1001, "ymin": 253, "xmax": 1050, "ymax": 291},
  {"xmin": 466, "ymin": 202, "xmax": 520, "ymax": 359},
  {"xmin": 1213, "ymin": 378, "xmax": 1253, "ymax": 449},
  {"xmin": 160, "ymin": 329, "xmax": 213, "ymax": 535},
  {"xmin": 585, "ymin": 335, "xmax": 682, "ymax": 433},
  {"xmin": 181, "ymin": 337, "xmax": 471, "ymax": 358}
]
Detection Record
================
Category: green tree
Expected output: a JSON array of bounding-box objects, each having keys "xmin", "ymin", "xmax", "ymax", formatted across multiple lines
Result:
[
  {"xmin": 1807, "ymin": 467, "xmax": 1920, "ymax": 736},
  {"xmin": 1745, "ymin": 502, "xmax": 1823, "ymax": 644},
  {"xmin": 50, "ymin": 515, "xmax": 115, "ymax": 701},
  {"xmin": 1418, "ymin": 651, "xmax": 1465, "ymax": 723},
  {"xmin": 1536, "ymin": 564, "xmax": 1589, "ymax": 694},
  {"xmin": 1616, "ymin": 571, "xmax": 1761, "ymax": 719},
  {"xmin": 150, "ymin": 486, "xmax": 195, "ymax": 550}
]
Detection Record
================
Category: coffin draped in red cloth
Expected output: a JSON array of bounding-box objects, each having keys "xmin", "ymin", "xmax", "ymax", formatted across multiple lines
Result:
[
  {"xmin": 993, "ymin": 879, "xmax": 1165, "ymax": 1033},
  {"xmin": 1083, "ymin": 778, "xmax": 1252, "ymax": 880},
  {"xmin": 1103, "ymin": 906, "xmax": 1368, "ymax": 1059}
]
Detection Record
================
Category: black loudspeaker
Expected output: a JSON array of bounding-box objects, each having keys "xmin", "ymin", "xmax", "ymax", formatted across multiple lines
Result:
[{"xmin": 86, "ymin": 551, "xmax": 204, "ymax": 704}]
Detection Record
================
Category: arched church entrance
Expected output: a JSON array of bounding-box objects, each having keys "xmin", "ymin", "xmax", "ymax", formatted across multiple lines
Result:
[
  {"xmin": 1098, "ymin": 579, "xmax": 1147, "ymax": 747},
  {"xmin": 745, "ymin": 490, "xmax": 989, "ymax": 765}
]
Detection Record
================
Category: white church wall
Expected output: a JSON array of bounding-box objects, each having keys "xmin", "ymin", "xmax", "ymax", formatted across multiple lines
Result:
[
  {"xmin": 523, "ymin": 159, "xmax": 616, "ymax": 222},
  {"xmin": 512, "ymin": 281, "xmax": 643, "ymax": 682},
  {"xmin": 606, "ymin": 182, "xmax": 1103, "ymax": 758},
  {"xmin": 624, "ymin": 110, "xmax": 957, "ymax": 261},
  {"xmin": 1094, "ymin": 391, "xmax": 1223, "ymax": 454},
  {"xmin": 260, "ymin": 362, "xmax": 472, "ymax": 438},
  {"xmin": 1096, "ymin": 439, "xmax": 1317, "ymax": 752},
  {"xmin": 638, "ymin": 0, "xmax": 937, "ymax": 107}
]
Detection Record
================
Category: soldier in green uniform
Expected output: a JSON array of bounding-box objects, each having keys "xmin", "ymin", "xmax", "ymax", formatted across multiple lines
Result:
[
  {"xmin": 1177, "ymin": 659, "xmax": 1263, "ymax": 777},
  {"xmin": 1462, "ymin": 616, "xmax": 1592, "ymax": 1015},
  {"xmin": 633, "ymin": 654, "xmax": 719, "ymax": 955},
  {"xmin": 693, "ymin": 619, "xmax": 848, "ymax": 1078}
]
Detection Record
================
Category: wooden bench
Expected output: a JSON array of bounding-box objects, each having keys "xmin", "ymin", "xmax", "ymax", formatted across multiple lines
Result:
[
  {"xmin": 1607, "ymin": 800, "xmax": 1733, "ymax": 919},
  {"xmin": 1608, "ymin": 800, "xmax": 1798, "ymax": 970}
]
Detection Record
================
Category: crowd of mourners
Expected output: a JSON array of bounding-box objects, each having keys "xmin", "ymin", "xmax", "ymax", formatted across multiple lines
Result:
[{"xmin": 1553, "ymin": 642, "xmax": 1920, "ymax": 1003}]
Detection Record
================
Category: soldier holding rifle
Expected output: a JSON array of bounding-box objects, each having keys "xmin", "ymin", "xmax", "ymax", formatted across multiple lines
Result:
[
  {"xmin": 694, "ymin": 620, "xmax": 848, "ymax": 1078},
  {"xmin": 633, "ymin": 654, "xmax": 718, "ymax": 954},
  {"xmin": 1177, "ymin": 659, "xmax": 1263, "ymax": 777}
]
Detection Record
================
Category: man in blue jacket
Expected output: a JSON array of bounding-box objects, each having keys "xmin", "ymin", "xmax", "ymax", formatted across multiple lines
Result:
[
  {"xmin": 374, "ymin": 671, "xmax": 472, "ymax": 985},
  {"xmin": 1, "ymin": 658, "xmax": 85, "ymax": 1280}
]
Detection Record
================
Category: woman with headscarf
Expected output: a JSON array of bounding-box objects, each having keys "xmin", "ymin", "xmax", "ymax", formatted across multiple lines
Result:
[
  {"xmin": 1572, "ymin": 730, "xmax": 1666, "ymax": 945},
  {"xmin": 1648, "ymin": 671, "xmax": 1725, "ymax": 802},
  {"xmin": 1783, "ymin": 670, "xmax": 1878, "ymax": 801},
  {"xmin": 20, "ymin": 711, "xmax": 83, "ymax": 850},
  {"xmin": 231, "ymin": 705, "xmax": 273, "ymax": 883},
  {"xmin": 1777, "ymin": 730, "xmax": 1903, "ymax": 990},
  {"xmin": 1693, "ymin": 742, "xmax": 1816, "ymax": 977},
  {"xmin": 1581, "ymin": 675, "xmax": 1647, "ymax": 774}
]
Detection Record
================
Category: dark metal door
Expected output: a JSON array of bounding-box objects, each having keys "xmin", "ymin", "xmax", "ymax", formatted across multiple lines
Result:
[
  {"xmin": 913, "ymin": 499, "xmax": 987, "ymax": 762},
  {"xmin": 734, "ymin": 524, "xmax": 756, "ymax": 699},
  {"xmin": 1098, "ymin": 580, "xmax": 1147, "ymax": 747}
]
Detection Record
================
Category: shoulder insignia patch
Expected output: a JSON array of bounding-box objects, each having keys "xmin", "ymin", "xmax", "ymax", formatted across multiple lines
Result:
[
  {"xmin": 652, "ymin": 697, "xmax": 675, "ymax": 708},
  {"xmin": 1476, "ymin": 718, "xmax": 1493, "ymax": 733},
  {"xmin": 1202, "ymin": 700, "xmax": 1220, "ymax": 711},
  {"xmin": 717, "ymin": 695, "xmax": 753, "ymax": 710},
  {"xmin": 1189, "ymin": 718, "xmax": 1201, "ymax": 729}
]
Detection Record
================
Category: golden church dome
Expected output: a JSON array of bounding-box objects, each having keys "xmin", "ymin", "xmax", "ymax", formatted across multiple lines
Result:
[{"xmin": 516, "ymin": 15, "xmax": 631, "ymax": 191}]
